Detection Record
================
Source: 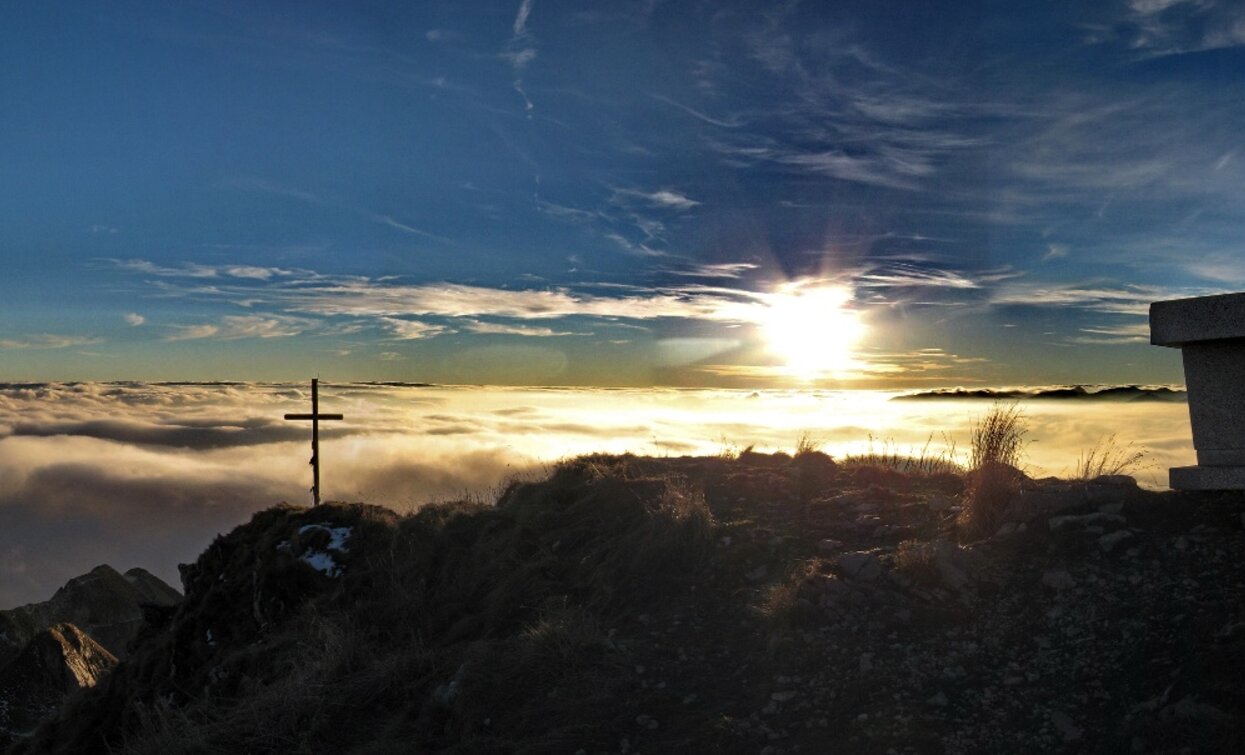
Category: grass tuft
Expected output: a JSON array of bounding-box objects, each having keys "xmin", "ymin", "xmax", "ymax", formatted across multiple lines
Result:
[
  {"xmin": 968, "ymin": 401, "xmax": 1027, "ymax": 470},
  {"xmin": 959, "ymin": 402, "xmax": 1029, "ymax": 539},
  {"xmin": 1074, "ymin": 434, "xmax": 1149, "ymax": 480},
  {"xmin": 841, "ymin": 433, "xmax": 964, "ymax": 476}
]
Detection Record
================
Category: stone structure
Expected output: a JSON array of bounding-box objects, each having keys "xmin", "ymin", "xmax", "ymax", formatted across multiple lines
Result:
[{"xmin": 1150, "ymin": 291, "xmax": 1245, "ymax": 490}]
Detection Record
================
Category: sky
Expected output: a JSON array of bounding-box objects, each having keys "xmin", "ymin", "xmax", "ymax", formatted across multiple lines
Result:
[{"xmin": 2, "ymin": 0, "xmax": 1243, "ymax": 387}]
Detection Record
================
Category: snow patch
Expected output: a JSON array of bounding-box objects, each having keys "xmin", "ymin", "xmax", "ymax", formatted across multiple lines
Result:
[
  {"xmin": 283, "ymin": 523, "xmax": 353, "ymax": 578},
  {"xmin": 301, "ymin": 551, "xmax": 342, "ymax": 578},
  {"xmin": 298, "ymin": 524, "xmax": 352, "ymax": 553}
]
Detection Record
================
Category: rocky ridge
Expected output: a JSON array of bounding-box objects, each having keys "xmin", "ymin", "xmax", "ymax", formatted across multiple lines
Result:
[
  {"xmin": 0, "ymin": 567, "xmax": 180, "ymax": 748},
  {"xmin": 10, "ymin": 453, "xmax": 1245, "ymax": 754}
]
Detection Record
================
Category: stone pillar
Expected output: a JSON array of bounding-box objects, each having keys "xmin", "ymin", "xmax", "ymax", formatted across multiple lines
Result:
[{"xmin": 1150, "ymin": 292, "xmax": 1245, "ymax": 490}]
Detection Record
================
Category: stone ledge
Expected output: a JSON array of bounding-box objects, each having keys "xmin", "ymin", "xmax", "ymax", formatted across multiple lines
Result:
[
  {"xmin": 1150, "ymin": 292, "xmax": 1245, "ymax": 347},
  {"xmin": 1169, "ymin": 465, "xmax": 1245, "ymax": 491}
]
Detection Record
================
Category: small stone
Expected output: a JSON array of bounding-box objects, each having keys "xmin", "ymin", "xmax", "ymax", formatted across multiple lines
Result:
[
  {"xmin": 1099, "ymin": 530, "xmax": 1134, "ymax": 553},
  {"xmin": 927, "ymin": 495, "xmax": 954, "ymax": 513},
  {"xmin": 1050, "ymin": 711, "xmax": 1082, "ymax": 742},
  {"xmin": 746, "ymin": 565, "xmax": 769, "ymax": 582},
  {"xmin": 838, "ymin": 551, "xmax": 883, "ymax": 582},
  {"xmin": 1042, "ymin": 570, "xmax": 1076, "ymax": 590},
  {"xmin": 772, "ymin": 690, "xmax": 797, "ymax": 702},
  {"xmin": 635, "ymin": 714, "xmax": 659, "ymax": 730},
  {"xmin": 927, "ymin": 691, "xmax": 948, "ymax": 707},
  {"xmin": 859, "ymin": 653, "xmax": 874, "ymax": 673}
]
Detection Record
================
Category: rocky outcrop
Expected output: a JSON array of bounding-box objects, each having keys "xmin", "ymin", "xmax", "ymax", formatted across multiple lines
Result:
[
  {"xmin": 0, "ymin": 624, "xmax": 116, "ymax": 743},
  {"xmin": 0, "ymin": 566, "xmax": 180, "ymax": 666}
]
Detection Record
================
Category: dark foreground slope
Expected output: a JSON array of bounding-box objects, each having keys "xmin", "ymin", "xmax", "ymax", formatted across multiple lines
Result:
[
  {"xmin": 14, "ymin": 453, "xmax": 1245, "ymax": 754},
  {"xmin": 0, "ymin": 625, "xmax": 117, "ymax": 742}
]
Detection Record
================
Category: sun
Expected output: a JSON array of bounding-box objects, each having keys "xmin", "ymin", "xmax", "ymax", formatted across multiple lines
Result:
[{"xmin": 759, "ymin": 283, "xmax": 865, "ymax": 380}]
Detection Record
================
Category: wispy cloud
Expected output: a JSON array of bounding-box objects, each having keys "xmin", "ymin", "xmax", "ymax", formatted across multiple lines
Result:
[
  {"xmin": 504, "ymin": 0, "xmax": 538, "ymax": 113},
  {"xmin": 380, "ymin": 318, "xmax": 449, "ymax": 340},
  {"xmin": 1071, "ymin": 322, "xmax": 1152, "ymax": 344},
  {"xmin": 990, "ymin": 281, "xmax": 1177, "ymax": 316},
  {"xmin": 649, "ymin": 93, "xmax": 744, "ymax": 128},
  {"xmin": 372, "ymin": 215, "xmax": 451, "ymax": 243},
  {"xmin": 463, "ymin": 320, "xmax": 583, "ymax": 337},
  {"xmin": 613, "ymin": 188, "xmax": 702, "ymax": 211},
  {"xmin": 0, "ymin": 334, "xmax": 101, "ymax": 350},
  {"xmin": 165, "ymin": 315, "xmax": 316, "ymax": 341},
  {"xmin": 112, "ymin": 258, "xmax": 298, "ymax": 281},
  {"xmin": 1114, "ymin": 0, "xmax": 1245, "ymax": 57},
  {"xmin": 124, "ymin": 313, "xmax": 146, "ymax": 327}
]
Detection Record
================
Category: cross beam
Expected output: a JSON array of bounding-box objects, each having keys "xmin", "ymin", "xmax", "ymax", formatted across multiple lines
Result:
[{"xmin": 283, "ymin": 379, "xmax": 344, "ymax": 506}]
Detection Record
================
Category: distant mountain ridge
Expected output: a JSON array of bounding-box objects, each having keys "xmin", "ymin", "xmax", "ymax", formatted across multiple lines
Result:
[
  {"xmin": 0, "ymin": 565, "xmax": 179, "ymax": 747},
  {"xmin": 895, "ymin": 384, "xmax": 1187, "ymax": 401},
  {"xmin": 0, "ymin": 565, "xmax": 180, "ymax": 668}
]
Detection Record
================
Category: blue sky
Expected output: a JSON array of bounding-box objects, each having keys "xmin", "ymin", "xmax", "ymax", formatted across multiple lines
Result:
[{"xmin": 1, "ymin": 0, "xmax": 1243, "ymax": 386}]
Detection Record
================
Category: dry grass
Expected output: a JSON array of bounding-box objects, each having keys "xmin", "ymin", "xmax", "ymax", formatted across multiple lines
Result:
[
  {"xmin": 959, "ymin": 403, "xmax": 1029, "ymax": 539},
  {"xmin": 794, "ymin": 431, "xmax": 822, "ymax": 457},
  {"xmin": 1075, "ymin": 434, "xmax": 1149, "ymax": 480},
  {"xmin": 968, "ymin": 401, "xmax": 1027, "ymax": 470},
  {"xmin": 894, "ymin": 539, "xmax": 939, "ymax": 586},
  {"xmin": 841, "ymin": 433, "xmax": 964, "ymax": 476}
]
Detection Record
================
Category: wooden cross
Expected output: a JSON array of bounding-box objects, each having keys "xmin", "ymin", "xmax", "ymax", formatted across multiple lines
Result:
[{"xmin": 283, "ymin": 379, "xmax": 344, "ymax": 506}]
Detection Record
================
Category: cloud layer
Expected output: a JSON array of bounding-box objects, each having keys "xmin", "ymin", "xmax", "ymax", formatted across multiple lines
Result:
[{"xmin": 0, "ymin": 381, "xmax": 1195, "ymax": 607}]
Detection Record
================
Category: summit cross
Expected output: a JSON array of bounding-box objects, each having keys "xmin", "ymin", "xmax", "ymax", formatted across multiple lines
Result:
[{"xmin": 283, "ymin": 378, "xmax": 344, "ymax": 506}]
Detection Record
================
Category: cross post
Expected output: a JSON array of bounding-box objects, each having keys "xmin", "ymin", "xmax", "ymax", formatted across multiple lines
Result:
[{"xmin": 283, "ymin": 378, "xmax": 344, "ymax": 505}]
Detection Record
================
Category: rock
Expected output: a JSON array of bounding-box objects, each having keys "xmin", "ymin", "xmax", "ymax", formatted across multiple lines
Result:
[
  {"xmin": 927, "ymin": 691, "xmax": 948, "ymax": 707},
  {"xmin": 636, "ymin": 714, "xmax": 659, "ymax": 729},
  {"xmin": 746, "ymin": 565, "xmax": 769, "ymax": 582},
  {"xmin": 930, "ymin": 539, "xmax": 969, "ymax": 591},
  {"xmin": 1160, "ymin": 696, "xmax": 1236, "ymax": 725},
  {"xmin": 0, "ymin": 623, "xmax": 117, "ymax": 736},
  {"xmin": 1093, "ymin": 474, "xmax": 1138, "ymax": 487},
  {"xmin": 817, "ymin": 538, "xmax": 844, "ymax": 554},
  {"xmin": 1042, "ymin": 570, "xmax": 1076, "ymax": 590},
  {"xmin": 859, "ymin": 653, "xmax": 873, "ymax": 672},
  {"xmin": 1099, "ymin": 530, "xmax": 1135, "ymax": 553},
  {"xmin": 994, "ymin": 521, "xmax": 1019, "ymax": 538},
  {"xmin": 1049, "ymin": 512, "xmax": 1126, "ymax": 532},
  {"xmin": 1050, "ymin": 710, "xmax": 1083, "ymax": 742},
  {"xmin": 927, "ymin": 495, "xmax": 954, "ymax": 513},
  {"xmin": 837, "ymin": 552, "xmax": 883, "ymax": 582},
  {"xmin": 771, "ymin": 690, "xmax": 797, "ymax": 702}
]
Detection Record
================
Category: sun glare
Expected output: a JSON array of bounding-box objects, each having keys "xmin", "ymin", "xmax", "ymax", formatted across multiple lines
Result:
[{"xmin": 760, "ymin": 283, "xmax": 865, "ymax": 380}]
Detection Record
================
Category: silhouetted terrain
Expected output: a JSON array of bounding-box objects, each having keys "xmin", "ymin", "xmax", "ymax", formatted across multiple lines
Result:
[
  {"xmin": 0, "ymin": 567, "xmax": 180, "ymax": 746},
  {"xmin": 897, "ymin": 385, "xmax": 1187, "ymax": 402},
  {"xmin": 7, "ymin": 453, "xmax": 1245, "ymax": 753}
]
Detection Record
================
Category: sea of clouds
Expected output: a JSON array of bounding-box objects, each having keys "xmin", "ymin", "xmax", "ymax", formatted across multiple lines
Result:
[{"xmin": 0, "ymin": 382, "xmax": 1195, "ymax": 607}]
